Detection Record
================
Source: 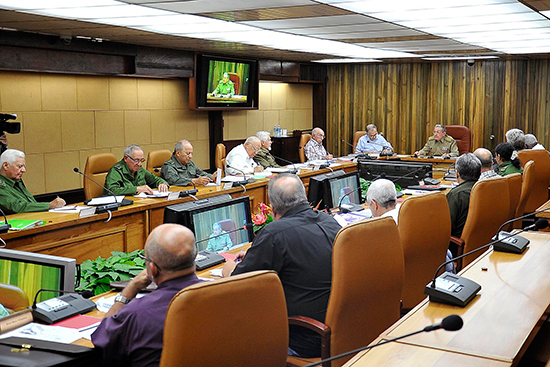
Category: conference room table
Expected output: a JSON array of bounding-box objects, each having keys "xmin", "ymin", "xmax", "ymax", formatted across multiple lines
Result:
[{"xmin": 344, "ymin": 230, "xmax": 550, "ymax": 367}]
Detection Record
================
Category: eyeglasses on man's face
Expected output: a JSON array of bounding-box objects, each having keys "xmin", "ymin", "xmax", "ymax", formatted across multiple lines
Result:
[
  {"xmin": 126, "ymin": 155, "xmax": 146, "ymax": 164},
  {"xmin": 138, "ymin": 253, "xmax": 162, "ymax": 272}
]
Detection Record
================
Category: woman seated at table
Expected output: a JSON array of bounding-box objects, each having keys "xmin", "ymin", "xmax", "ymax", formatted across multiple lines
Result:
[{"xmin": 495, "ymin": 142, "xmax": 523, "ymax": 176}]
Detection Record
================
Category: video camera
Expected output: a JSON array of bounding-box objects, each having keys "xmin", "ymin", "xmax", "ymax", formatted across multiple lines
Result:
[{"xmin": 0, "ymin": 113, "xmax": 21, "ymax": 135}]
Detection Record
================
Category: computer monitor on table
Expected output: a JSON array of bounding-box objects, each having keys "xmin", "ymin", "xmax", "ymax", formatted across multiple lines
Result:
[
  {"xmin": 358, "ymin": 160, "xmax": 433, "ymax": 188},
  {"xmin": 164, "ymin": 194, "xmax": 254, "ymax": 252},
  {"xmin": 0, "ymin": 249, "xmax": 76, "ymax": 305},
  {"xmin": 307, "ymin": 170, "xmax": 346, "ymax": 210},
  {"xmin": 325, "ymin": 171, "xmax": 362, "ymax": 210}
]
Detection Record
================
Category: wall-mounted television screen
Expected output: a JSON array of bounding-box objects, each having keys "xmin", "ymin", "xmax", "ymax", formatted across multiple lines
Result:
[{"xmin": 190, "ymin": 54, "xmax": 259, "ymax": 110}]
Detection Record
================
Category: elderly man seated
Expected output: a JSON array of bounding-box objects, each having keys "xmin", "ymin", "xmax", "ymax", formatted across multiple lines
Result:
[
  {"xmin": 225, "ymin": 136, "xmax": 264, "ymax": 175},
  {"xmin": 366, "ymin": 178, "xmax": 398, "ymax": 223}
]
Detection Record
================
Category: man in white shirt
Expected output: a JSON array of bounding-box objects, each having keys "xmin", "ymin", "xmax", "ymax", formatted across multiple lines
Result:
[
  {"xmin": 225, "ymin": 136, "xmax": 264, "ymax": 175},
  {"xmin": 366, "ymin": 179, "xmax": 399, "ymax": 223}
]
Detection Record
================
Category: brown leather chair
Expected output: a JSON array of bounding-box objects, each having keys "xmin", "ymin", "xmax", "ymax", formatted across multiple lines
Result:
[
  {"xmin": 397, "ymin": 192, "xmax": 451, "ymax": 312},
  {"xmin": 514, "ymin": 160, "xmax": 536, "ymax": 229},
  {"xmin": 517, "ymin": 150, "xmax": 550, "ymax": 213},
  {"xmin": 0, "ymin": 283, "xmax": 29, "ymax": 312},
  {"xmin": 451, "ymin": 176, "xmax": 510, "ymax": 271},
  {"xmin": 159, "ymin": 271, "xmax": 288, "ymax": 367},
  {"xmin": 287, "ymin": 217, "xmax": 404, "ymax": 367},
  {"xmin": 215, "ymin": 143, "xmax": 226, "ymax": 175},
  {"xmin": 503, "ymin": 173, "xmax": 522, "ymax": 231},
  {"xmin": 445, "ymin": 125, "xmax": 472, "ymax": 155},
  {"xmin": 352, "ymin": 131, "xmax": 367, "ymax": 153},
  {"xmin": 218, "ymin": 218, "xmax": 237, "ymax": 245},
  {"xmin": 299, "ymin": 134, "xmax": 311, "ymax": 163},
  {"xmin": 146, "ymin": 149, "xmax": 171, "ymax": 177},
  {"xmin": 227, "ymin": 72, "xmax": 240, "ymax": 94},
  {"xmin": 83, "ymin": 153, "xmax": 117, "ymax": 201}
]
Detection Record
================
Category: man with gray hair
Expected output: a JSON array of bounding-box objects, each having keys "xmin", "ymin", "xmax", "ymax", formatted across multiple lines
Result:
[
  {"xmin": 161, "ymin": 139, "xmax": 216, "ymax": 186},
  {"xmin": 0, "ymin": 149, "xmax": 66, "ymax": 214},
  {"xmin": 253, "ymin": 131, "xmax": 281, "ymax": 169},
  {"xmin": 355, "ymin": 124, "xmax": 394, "ymax": 155},
  {"xmin": 473, "ymin": 148, "xmax": 498, "ymax": 180},
  {"xmin": 366, "ymin": 178, "xmax": 398, "ymax": 223},
  {"xmin": 223, "ymin": 173, "xmax": 341, "ymax": 358},
  {"xmin": 446, "ymin": 153, "xmax": 482, "ymax": 252},
  {"xmin": 92, "ymin": 223, "xmax": 201, "ymax": 366},
  {"xmin": 304, "ymin": 127, "xmax": 333, "ymax": 161},
  {"xmin": 505, "ymin": 128, "xmax": 526, "ymax": 151},
  {"xmin": 225, "ymin": 136, "xmax": 264, "ymax": 175},
  {"xmin": 105, "ymin": 144, "xmax": 168, "ymax": 196},
  {"xmin": 524, "ymin": 133, "xmax": 545, "ymax": 150},
  {"xmin": 415, "ymin": 124, "xmax": 459, "ymax": 158}
]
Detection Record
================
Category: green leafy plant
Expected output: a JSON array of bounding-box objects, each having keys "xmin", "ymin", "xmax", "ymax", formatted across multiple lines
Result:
[{"xmin": 76, "ymin": 250, "xmax": 146, "ymax": 295}]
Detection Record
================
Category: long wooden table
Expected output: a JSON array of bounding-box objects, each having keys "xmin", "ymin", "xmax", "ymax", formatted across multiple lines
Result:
[
  {"xmin": 1, "ymin": 163, "xmax": 356, "ymax": 263},
  {"xmin": 344, "ymin": 231, "xmax": 550, "ymax": 366}
]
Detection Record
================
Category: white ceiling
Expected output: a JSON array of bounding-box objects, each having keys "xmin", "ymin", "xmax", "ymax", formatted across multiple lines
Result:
[{"xmin": 0, "ymin": 0, "xmax": 549, "ymax": 62}]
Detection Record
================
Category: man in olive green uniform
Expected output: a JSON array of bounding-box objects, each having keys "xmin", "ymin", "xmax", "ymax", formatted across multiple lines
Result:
[
  {"xmin": 254, "ymin": 131, "xmax": 281, "ymax": 169},
  {"xmin": 415, "ymin": 124, "xmax": 459, "ymax": 158},
  {"xmin": 161, "ymin": 140, "xmax": 216, "ymax": 186},
  {"xmin": 0, "ymin": 149, "xmax": 66, "ymax": 214},
  {"xmin": 446, "ymin": 153, "xmax": 481, "ymax": 256},
  {"xmin": 105, "ymin": 145, "xmax": 168, "ymax": 196},
  {"xmin": 212, "ymin": 72, "xmax": 235, "ymax": 96}
]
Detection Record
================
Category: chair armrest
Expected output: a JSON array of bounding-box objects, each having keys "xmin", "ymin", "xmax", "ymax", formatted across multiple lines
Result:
[
  {"xmin": 450, "ymin": 236, "xmax": 464, "ymax": 248},
  {"xmin": 288, "ymin": 316, "xmax": 331, "ymax": 363}
]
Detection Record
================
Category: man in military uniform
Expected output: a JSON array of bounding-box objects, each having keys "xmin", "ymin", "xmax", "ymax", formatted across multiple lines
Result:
[
  {"xmin": 105, "ymin": 144, "xmax": 168, "ymax": 196},
  {"xmin": 254, "ymin": 131, "xmax": 281, "ymax": 169},
  {"xmin": 161, "ymin": 140, "xmax": 216, "ymax": 186},
  {"xmin": 211, "ymin": 72, "xmax": 235, "ymax": 96},
  {"xmin": 415, "ymin": 124, "xmax": 459, "ymax": 158},
  {"xmin": 0, "ymin": 149, "xmax": 65, "ymax": 214}
]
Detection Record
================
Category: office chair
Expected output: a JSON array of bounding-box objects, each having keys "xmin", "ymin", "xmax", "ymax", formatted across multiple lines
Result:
[
  {"xmin": 83, "ymin": 153, "xmax": 117, "ymax": 201},
  {"xmin": 287, "ymin": 217, "xmax": 404, "ymax": 367},
  {"xmin": 352, "ymin": 131, "xmax": 367, "ymax": 153},
  {"xmin": 517, "ymin": 150, "xmax": 550, "ymax": 213},
  {"xmin": 0, "ymin": 283, "xmax": 29, "ymax": 313},
  {"xmin": 299, "ymin": 134, "xmax": 311, "ymax": 163},
  {"xmin": 451, "ymin": 176, "xmax": 509, "ymax": 271},
  {"xmin": 218, "ymin": 218, "xmax": 237, "ymax": 245},
  {"xmin": 160, "ymin": 270, "xmax": 288, "ymax": 367},
  {"xmin": 445, "ymin": 125, "xmax": 472, "ymax": 155},
  {"xmin": 215, "ymin": 143, "xmax": 226, "ymax": 175},
  {"xmin": 514, "ymin": 160, "xmax": 535, "ymax": 229},
  {"xmin": 502, "ymin": 173, "xmax": 522, "ymax": 232},
  {"xmin": 398, "ymin": 192, "xmax": 451, "ymax": 313},
  {"xmin": 146, "ymin": 149, "xmax": 171, "ymax": 177}
]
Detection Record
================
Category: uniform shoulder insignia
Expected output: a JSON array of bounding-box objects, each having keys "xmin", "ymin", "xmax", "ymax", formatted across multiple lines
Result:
[
  {"xmin": 444, "ymin": 135, "xmax": 454, "ymax": 142},
  {"xmin": 428, "ymin": 136, "xmax": 436, "ymax": 141},
  {"xmin": 0, "ymin": 181, "xmax": 5, "ymax": 189}
]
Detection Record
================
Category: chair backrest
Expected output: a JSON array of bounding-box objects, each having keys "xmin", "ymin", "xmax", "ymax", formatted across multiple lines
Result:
[
  {"xmin": 160, "ymin": 271, "xmax": 288, "ymax": 367},
  {"xmin": 0, "ymin": 283, "xmax": 29, "ymax": 312},
  {"xmin": 517, "ymin": 150, "xmax": 550, "ymax": 212},
  {"xmin": 218, "ymin": 218, "xmax": 237, "ymax": 245},
  {"xmin": 227, "ymin": 72, "xmax": 240, "ymax": 94},
  {"xmin": 299, "ymin": 134, "xmax": 311, "ymax": 163},
  {"xmin": 83, "ymin": 153, "xmax": 117, "ymax": 201},
  {"xmin": 326, "ymin": 217, "xmax": 403, "ymax": 367},
  {"xmin": 460, "ymin": 176, "xmax": 510, "ymax": 269},
  {"xmin": 514, "ymin": 160, "xmax": 536, "ymax": 229},
  {"xmin": 503, "ymin": 173, "xmax": 522, "ymax": 231},
  {"xmin": 445, "ymin": 125, "xmax": 472, "ymax": 155},
  {"xmin": 215, "ymin": 143, "xmax": 226, "ymax": 175},
  {"xmin": 397, "ymin": 192, "xmax": 451, "ymax": 311},
  {"xmin": 146, "ymin": 149, "xmax": 172, "ymax": 177},
  {"xmin": 352, "ymin": 131, "xmax": 367, "ymax": 153}
]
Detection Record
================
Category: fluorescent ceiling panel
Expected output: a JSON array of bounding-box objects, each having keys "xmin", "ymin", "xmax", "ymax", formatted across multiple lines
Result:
[
  {"xmin": 0, "ymin": 0, "xmax": 118, "ymax": 10},
  {"xmin": 313, "ymin": 58, "xmax": 382, "ymax": 63},
  {"xmin": 29, "ymin": 4, "xmax": 171, "ymax": 19},
  {"xmin": 241, "ymin": 14, "xmax": 380, "ymax": 29},
  {"xmin": 146, "ymin": 0, "xmax": 311, "ymax": 14}
]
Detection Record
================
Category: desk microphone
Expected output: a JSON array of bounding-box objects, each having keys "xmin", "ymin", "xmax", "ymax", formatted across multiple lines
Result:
[
  {"xmin": 73, "ymin": 167, "xmax": 126, "ymax": 214},
  {"xmin": 425, "ymin": 218, "xmax": 548, "ymax": 307},
  {"xmin": 302, "ymin": 315, "xmax": 463, "ymax": 367},
  {"xmin": 341, "ymin": 138, "xmax": 355, "ymax": 154},
  {"xmin": 225, "ymin": 164, "xmax": 251, "ymax": 186},
  {"xmin": 31, "ymin": 288, "xmax": 96, "ymax": 324},
  {"xmin": 194, "ymin": 224, "xmax": 252, "ymax": 247},
  {"xmin": 154, "ymin": 168, "xmax": 201, "ymax": 197},
  {"xmin": 337, "ymin": 186, "xmax": 364, "ymax": 213},
  {"xmin": 0, "ymin": 207, "xmax": 10, "ymax": 233},
  {"xmin": 267, "ymin": 153, "xmax": 299, "ymax": 174}
]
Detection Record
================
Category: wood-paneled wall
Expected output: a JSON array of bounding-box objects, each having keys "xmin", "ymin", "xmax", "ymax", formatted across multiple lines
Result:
[{"xmin": 326, "ymin": 60, "xmax": 550, "ymax": 156}]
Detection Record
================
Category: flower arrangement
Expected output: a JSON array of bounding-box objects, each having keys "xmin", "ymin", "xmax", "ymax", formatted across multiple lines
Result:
[{"xmin": 252, "ymin": 202, "xmax": 274, "ymax": 233}]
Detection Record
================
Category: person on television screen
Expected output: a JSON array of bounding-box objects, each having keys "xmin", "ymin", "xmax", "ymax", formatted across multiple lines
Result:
[
  {"xmin": 0, "ymin": 149, "xmax": 66, "ymax": 214},
  {"xmin": 339, "ymin": 187, "xmax": 351, "ymax": 205},
  {"xmin": 212, "ymin": 72, "xmax": 235, "ymax": 97},
  {"xmin": 206, "ymin": 222, "xmax": 233, "ymax": 252}
]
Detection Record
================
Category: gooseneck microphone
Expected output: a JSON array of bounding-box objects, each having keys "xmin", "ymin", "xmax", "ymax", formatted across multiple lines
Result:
[
  {"xmin": 226, "ymin": 164, "xmax": 250, "ymax": 186},
  {"xmin": 302, "ymin": 315, "xmax": 463, "ymax": 367},
  {"xmin": 32, "ymin": 289, "xmax": 93, "ymax": 309},
  {"xmin": 496, "ymin": 205, "xmax": 550, "ymax": 234},
  {"xmin": 0, "ymin": 207, "xmax": 10, "ymax": 233},
  {"xmin": 268, "ymin": 153, "xmax": 298, "ymax": 174},
  {"xmin": 73, "ymin": 167, "xmax": 121, "ymax": 214},
  {"xmin": 337, "ymin": 186, "xmax": 364, "ymax": 213},
  {"xmin": 194, "ymin": 224, "xmax": 252, "ymax": 246}
]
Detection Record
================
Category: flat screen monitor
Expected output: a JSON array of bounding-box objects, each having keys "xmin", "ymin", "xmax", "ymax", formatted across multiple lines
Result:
[
  {"xmin": 164, "ymin": 195, "xmax": 254, "ymax": 253},
  {"xmin": 325, "ymin": 171, "xmax": 362, "ymax": 210},
  {"xmin": 0, "ymin": 249, "xmax": 76, "ymax": 305},
  {"xmin": 358, "ymin": 160, "xmax": 433, "ymax": 188},
  {"xmin": 192, "ymin": 54, "xmax": 259, "ymax": 110},
  {"xmin": 307, "ymin": 170, "xmax": 346, "ymax": 210}
]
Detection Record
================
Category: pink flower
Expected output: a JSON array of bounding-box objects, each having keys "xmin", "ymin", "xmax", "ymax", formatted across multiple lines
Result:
[
  {"xmin": 252, "ymin": 213, "xmax": 267, "ymax": 226},
  {"xmin": 259, "ymin": 203, "xmax": 272, "ymax": 216}
]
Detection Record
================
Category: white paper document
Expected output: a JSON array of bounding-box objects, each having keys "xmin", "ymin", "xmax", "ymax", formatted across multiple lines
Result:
[
  {"xmin": 0, "ymin": 323, "xmax": 81, "ymax": 344},
  {"xmin": 87, "ymin": 196, "xmax": 125, "ymax": 205},
  {"xmin": 221, "ymin": 175, "xmax": 251, "ymax": 182},
  {"xmin": 133, "ymin": 190, "xmax": 170, "ymax": 198},
  {"xmin": 49, "ymin": 205, "xmax": 89, "ymax": 213}
]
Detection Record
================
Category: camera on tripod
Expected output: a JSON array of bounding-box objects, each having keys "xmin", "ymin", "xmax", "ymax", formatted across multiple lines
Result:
[{"xmin": 0, "ymin": 113, "xmax": 21, "ymax": 135}]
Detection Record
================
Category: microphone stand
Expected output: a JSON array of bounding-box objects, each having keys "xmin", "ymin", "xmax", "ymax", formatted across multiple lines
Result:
[
  {"xmin": 226, "ymin": 164, "xmax": 251, "ymax": 187},
  {"xmin": 73, "ymin": 167, "xmax": 123, "ymax": 215},
  {"xmin": 0, "ymin": 207, "xmax": 11, "ymax": 233},
  {"xmin": 337, "ymin": 186, "xmax": 364, "ymax": 213},
  {"xmin": 269, "ymin": 153, "xmax": 298, "ymax": 174}
]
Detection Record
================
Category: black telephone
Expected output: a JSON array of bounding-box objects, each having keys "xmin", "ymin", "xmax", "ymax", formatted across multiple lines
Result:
[{"xmin": 32, "ymin": 293, "xmax": 96, "ymax": 324}]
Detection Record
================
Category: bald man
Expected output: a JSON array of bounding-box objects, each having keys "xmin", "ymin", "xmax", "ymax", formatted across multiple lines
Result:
[
  {"xmin": 474, "ymin": 148, "xmax": 498, "ymax": 180},
  {"xmin": 304, "ymin": 127, "xmax": 333, "ymax": 161},
  {"xmin": 92, "ymin": 224, "xmax": 201, "ymax": 367}
]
